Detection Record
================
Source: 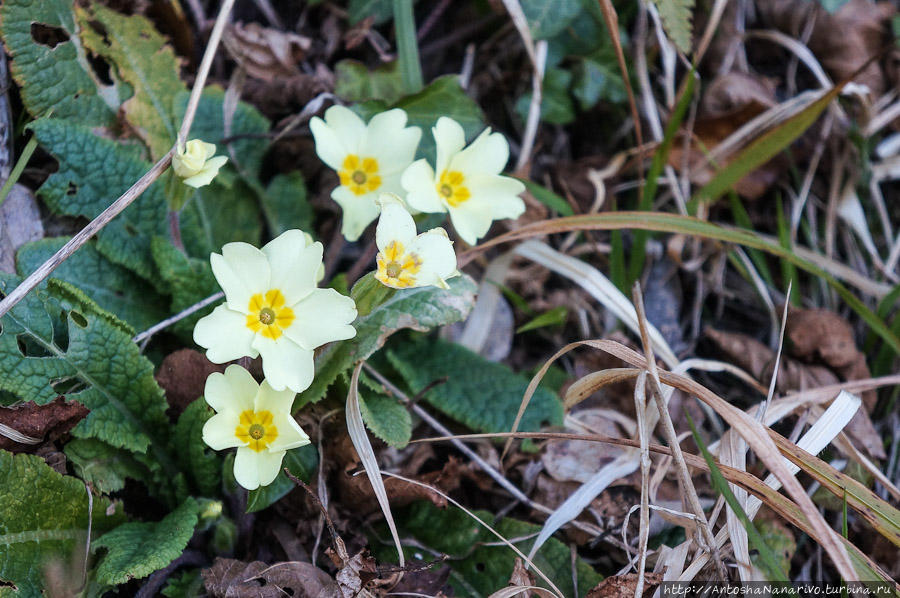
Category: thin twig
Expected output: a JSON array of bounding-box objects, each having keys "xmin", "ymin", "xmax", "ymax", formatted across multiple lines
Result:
[
  {"xmin": 0, "ymin": 0, "xmax": 237, "ymax": 320},
  {"xmin": 133, "ymin": 291, "xmax": 224, "ymax": 344}
]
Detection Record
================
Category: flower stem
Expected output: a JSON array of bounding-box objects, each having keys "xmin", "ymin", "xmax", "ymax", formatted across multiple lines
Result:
[{"xmin": 393, "ymin": 0, "xmax": 423, "ymax": 94}]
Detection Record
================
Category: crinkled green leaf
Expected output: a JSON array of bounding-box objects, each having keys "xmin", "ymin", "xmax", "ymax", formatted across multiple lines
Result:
[
  {"xmin": 0, "ymin": 0, "xmax": 121, "ymax": 126},
  {"xmin": 259, "ymin": 172, "xmax": 314, "ymax": 238},
  {"xmin": 572, "ymin": 55, "xmax": 627, "ymax": 110},
  {"xmin": 245, "ymin": 445, "xmax": 319, "ymax": 513},
  {"xmin": 29, "ymin": 118, "xmax": 169, "ymax": 281},
  {"xmin": 93, "ymin": 498, "xmax": 199, "ymax": 586},
  {"xmin": 151, "ymin": 238, "xmax": 219, "ymax": 337},
  {"xmin": 161, "ymin": 569, "xmax": 203, "ymax": 597},
  {"xmin": 359, "ymin": 373, "xmax": 411, "ymax": 448},
  {"xmin": 65, "ymin": 438, "xmax": 152, "ymax": 495},
  {"xmin": 0, "ymin": 276, "xmax": 173, "ymax": 465},
  {"xmin": 388, "ymin": 337, "xmax": 563, "ymax": 433},
  {"xmin": 650, "ymin": 0, "xmax": 694, "ymax": 54},
  {"xmin": 520, "ymin": 0, "xmax": 583, "ymax": 39},
  {"xmin": 16, "ymin": 238, "xmax": 167, "ymax": 331},
  {"xmin": 295, "ymin": 273, "xmax": 477, "ymax": 409},
  {"xmin": 335, "ymin": 60, "xmax": 405, "ymax": 104},
  {"xmin": 373, "ymin": 501, "xmax": 602, "ymax": 597},
  {"xmin": 180, "ymin": 181, "xmax": 263, "ymax": 259},
  {"xmin": 77, "ymin": 3, "xmax": 185, "ymax": 159},
  {"xmin": 0, "ymin": 451, "xmax": 125, "ymax": 598},
  {"xmin": 171, "ymin": 399, "xmax": 222, "ymax": 496}
]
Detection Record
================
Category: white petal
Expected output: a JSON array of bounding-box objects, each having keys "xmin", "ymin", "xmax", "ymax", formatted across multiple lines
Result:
[
  {"xmin": 433, "ymin": 117, "xmax": 466, "ymax": 175},
  {"xmin": 202, "ymin": 410, "xmax": 245, "ymax": 450},
  {"xmin": 376, "ymin": 199, "xmax": 417, "ymax": 251},
  {"xmin": 233, "ymin": 447, "xmax": 285, "ymax": 490},
  {"xmin": 363, "ymin": 109, "xmax": 421, "ymax": 174},
  {"xmin": 470, "ymin": 174, "xmax": 527, "ymax": 219},
  {"xmin": 193, "ymin": 304, "xmax": 257, "ymax": 363},
  {"xmin": 268, "ymin": 414, "xmax": 311, "ymax": 453},
  {"xmin": 324, "ymin": 105, "xmax": 366, "ymax": 154},
  {"xmin": 254, "ymin": 379, "xmax": 296, "ymax": 415},
  {"xmin": 332, "ymin": 186, "xmax": 381, "ymax": 242},
  {"xmin": 283, "ymin": 288, "xmax": 357, "ymax": 351},
  {"xmin": 407, "ymin": 229, "xmax": 458, "ymax": 287},
  {"xmin": 204, "ymin": 365, "xmax": 258, "ymax": 412},
  {"xmin": 252, "ymin": 335, "xmax": 315, "ymax": 393},
  {"xmin": 214, "ymin": 242, "xmax": 271, "ymax": 312},
  {"xmin": 401, "ymin": 160, "xmax": 444, "ymax": 213},
  {"xmin": 310, "ymin": 116, "xmax": 349, "ymax": 171},
  {"xmin": 210, "ymin": 253, "xmax": 251, "ymax": 313},
  {"xmin": 448, "ymin": 201, "xmax": 494, "ymax": 245},
  {"xmin": 261, "ymin": 230, "xmax": 322, "ymax": 304},
  {"xmin": 449, "ymin": 129, "xmax": 510, "ymax": 176},
  {"xmin": 378, "ymin": 171, "xmax": 406, "ymax": 198}
]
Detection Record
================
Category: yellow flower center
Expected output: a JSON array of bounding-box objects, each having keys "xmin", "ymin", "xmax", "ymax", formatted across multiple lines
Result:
[
  {"xmin": 246, "ymin": 289, "xmax": 295, "ymax": 340},
  {"xmin": 437, "ymin": 170, "xmax": 471, "ymax": 207},
  {"xmin": 235, "ymin": 410, "xmax": 278, "ymax": 452},
  {"xmin": 375, "ymin": 241, "xmax": 421, "ymax": 288},
  {"xmin": 339, "ymin": 154, "xmax": 382, "ymax": 196}
]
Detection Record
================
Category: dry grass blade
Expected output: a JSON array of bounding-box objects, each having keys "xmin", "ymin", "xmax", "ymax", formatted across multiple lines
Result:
[
  {"xmin": 345, "ymin": 362, "xmax": 405, "ymax": 568},
  {"xmin": 632, "ymin": 371, "xmax": 652, "ymax": 598},
  {"xmin": 380, "ymin": 472, "xmax": 565, "ymax": 598},
  {"xmin": 489, "ymin": 586, "xmax": 559, "ymax": 598}
]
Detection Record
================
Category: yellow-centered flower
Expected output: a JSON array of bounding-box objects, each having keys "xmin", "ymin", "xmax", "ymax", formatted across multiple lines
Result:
[
  {"xmin": 401, "ymin": 117, "xmax": 525, "ymax": 245},
  {"xmin": 311, "ymin": 106, "xmax": 421, "ymax": 241},
  {"xmin": 201, "ymin": 365, "xmax": 310, "ymax": 490},
  {"xmin": 194, "ymin": 229, "xmax": 358, "ymax": 393},
  {"xmin": 373, "ymin": 194, "xmax": 459, "ymax": 290}
]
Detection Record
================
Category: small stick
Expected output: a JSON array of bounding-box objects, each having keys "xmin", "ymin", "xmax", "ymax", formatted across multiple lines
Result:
[
  {"xmin": 284, "ymin": 469, "xmax": 350, "ymax": 563},
  {"xmin": 133, "ymin": 291, "xmax": 224, "ymax": 344}
]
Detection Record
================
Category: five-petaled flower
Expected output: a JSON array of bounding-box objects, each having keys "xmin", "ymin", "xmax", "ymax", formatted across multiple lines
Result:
[
  {"xmin": 401, "ymin": 117, "xmax": 525, "ymax": 245},
  {"xmin": 201, "ymin": 365, "xmax": 310, "ymax": 490},
  {"xmin": 193, "ymin": 229, "xmax": 358, "ymax": 393},
  {"xmin": 172, "ymin": 139, "xmax": 228, "ymax": 188},
  {"xmin": 310, "ymin": 105, "xmax": 421, "ymax": 241},
  {"xmin": 374, "ymin": 194, "xmax": 459, "ymax": 290}
]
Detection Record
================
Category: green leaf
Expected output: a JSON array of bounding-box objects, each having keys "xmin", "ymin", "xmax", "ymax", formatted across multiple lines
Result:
[
  {"xmin": 65, "ymin": 438, "xmax": 152, "ymax": 495},
  {"xmin": 391, "ymin": 76, "xmax": 485, "ymax": 163},
  {"xmin": 819, "ymin": 0, "xmax": 851, "ymax": 13},
  {"xmin": 373, "ymin": 501, "xmax": 602, "ymax": 597},
  {"xmin": 161, "ymin": 569, "xmax": 203, "ymax": 597},
  {"xmin": 0, "ymin": 0, "xmax": 121, "ymax": 126},
  {"xmin": 0, "ymin": 451, "xmax": 125, "ymax": 597},
  {"xmin": 93, "ymin": 498, "xmax": 200, "ymax": 586},
  {"xmin": 335, "ymin": 60, "xmax": 405, "ymax": 104},
  {"xmin": 515, "ymin": 68, "xmax": 575, "ymax": 125},
  {"xmin": 516, "ymin": 178, "xmax": 573, "ymax": 216},
  {"xmin": 516, "ymin": 306, "xmax": 567, "ymax": 333},
  {"xmin": 348, "ymin": 0, "xmax": 393, "ymax": 25},
  {"xmin": 245, "ymin": 445, "xmax": 319, "ymax": 513},
  {"xmin": 180, "ymin": 181, "xmax": 263, "ymax": 259},
  {"xmin": 151, "ymin": 238, "xmax": 219, "ymax": 337},
  {"xmin": 359, "ymin": 373, "xmax": 412, "ymax": 447},
  {"xmin": 29, "ymin": 118, "xmax": 169, "ymax": 281},
  {"xmin": 77, "ymin": 4, "xmax": 186, "ymax": 159},
  {"xmin": 259, "ymin": 172, "xmax": 314, "ymax": 238},
  {"xmin": 171, "ymin": 399, "xmax": 222, "ymax": 496},
  {"xmin": 572, "ymin": 55, "xmax": 627, "ymax": 110},
  {"xmin": 16, "ymin": 238, "xmax": 167, "ymax": 332},
  {"xmin": 387, "ymin": 337, "xmax": 563, "ymax": 433},
  {"xmin": 0, "ymin": 276, "xmax": 175, "ymax": 469},
  {"xmin": 393, "ymin": 0, "xmax": 423, "ymax": 94},
  {"xmin": 520, "ymin": 0, "xmax": 583, "ymax": 39},
  {"xmin": 295, "ymin": 274, "xmax": 477, "ymax": 408},
  {"xmin": 649, "ymin": 0, "xmax": 695, "ymax": 54}
]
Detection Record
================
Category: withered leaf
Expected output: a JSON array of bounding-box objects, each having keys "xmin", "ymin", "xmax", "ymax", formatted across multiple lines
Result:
[
  {"xmin": 0, "ymin": 397, "xmax": 88, "ymax": 452},
  {"xmin": 586, "ymin": 573, "xmax": 663, "ymax": 598},
  {"xmin": 202, "ymin": 557, "xmax": 339, "ymax": 598}
]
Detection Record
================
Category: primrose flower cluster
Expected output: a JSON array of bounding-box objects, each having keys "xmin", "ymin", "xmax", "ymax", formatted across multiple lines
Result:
[{"xmin": 310, "ymin": 106, "xmax": 526, "ymax": 245}]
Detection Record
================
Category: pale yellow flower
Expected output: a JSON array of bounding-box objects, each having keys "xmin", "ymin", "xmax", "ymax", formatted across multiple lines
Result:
[{"xmin": 173, "ymin": 139, "xmax": 228, "ymax": 188}]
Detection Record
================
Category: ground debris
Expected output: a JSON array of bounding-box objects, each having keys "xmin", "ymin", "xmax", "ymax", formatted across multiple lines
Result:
[{"xmin": 202, "ymin": 557, "xmax": 340, "ymax": 598}]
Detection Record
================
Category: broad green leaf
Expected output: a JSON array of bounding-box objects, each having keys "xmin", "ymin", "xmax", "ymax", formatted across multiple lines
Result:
[
  {"xmin": 16, "ymin": 238, "xmax": 167, "ymax": 331},
  {"xmin": 751, "ymin": 518, "xmax": 797, "ymax": 577},
  {"xmin": 520, "ymin": 0, "xmax": 583, "ymax": 39},
  {"xmin": 295, "ymin": 273, "xmax": 477, "ymax": 409},
  {"xmin": 93, "ymin": 497, "xmax": 200, "ymax": 586},
  {"xmin": 172, "ymin": 399, "xmax": 222, "ymax": 497},
  {"xmin": 29, "ymin": 118, "xmax": 168, "ymax": 281},
  {"xmin": 65, "ymin": 438, "xmax": 153, "ymax": 495},
  {"xmin": 372, "ymin": 500, "xmax": 602, "ymax": 597},
  {"xmin": 180, "ymin": 181, "xmax": 263, "ymax": 259},
  {"xmin": 0, "ymin": 451, "xmax": 125, "ymax": 597},
  {"xmin": 650, "ymin": 0, "xmax": 694, "ymax": 54},
  {"xmin": 245, "ymin": 445, "xmax": 319, "ymax": 513},
  {"xmin": 0, "ymin": 276, "xmax": 175, "ymax": 472},
  {"xmin": 0, "ymin": 0, "xmax": 120, "ymax": 126},
  {"xmin": 335, "ymin": 60, "xmax": 405, "ymax": 104},
  {"xmin": 151, "ymin": 238, "xmax": 219, "ymax": 337},
  {"xmin": 348, "ymin": 0, "xmax": 393, "ymax": 25},
  {"xmin": 388, "ymin": 337, "xmax": 563, "ymax": 433},
  {"xmin": 359, "ymin": 372, "xmax": 412, "ymax": 447},
  {"xmin": 572, "ymin": 55, "xmax": 627, "ymax": 109},
  {"xmin": 515, "ymin": 67, "xmax": 575, "ymax": 125},
  {"xmin": 77, "ymin": 4, "xmax": 185, "ymax": 159},
  {"xmin": 259, "ymin": 172, "xmax": 314, "ymax": 238}
]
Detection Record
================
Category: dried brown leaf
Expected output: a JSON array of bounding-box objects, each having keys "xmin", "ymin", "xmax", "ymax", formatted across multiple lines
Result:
[
  {"xmin": 586, "ymin": 573, "xmax": 663, "ymax": 598},
  {"xmin": 0, "ymin": 397, "xmax": 88, "ymax": 452},
  {"xmin": 202, "ymin": 558, "xmax": 339, "ymax": 598},
  {"xmin": 222, "ymin": 22, "xmax": 310, "ymax": 82}
]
